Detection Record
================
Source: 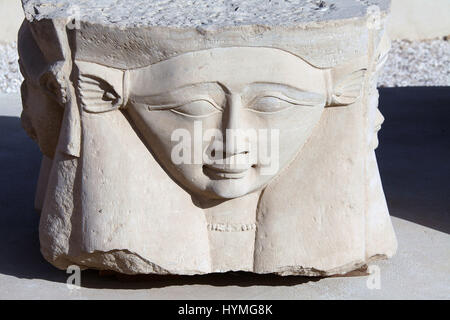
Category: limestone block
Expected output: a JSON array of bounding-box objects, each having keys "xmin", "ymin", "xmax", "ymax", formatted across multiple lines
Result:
[{"xmin": 19, "ymin": 0, "xmax": 397, "ymax": 276}]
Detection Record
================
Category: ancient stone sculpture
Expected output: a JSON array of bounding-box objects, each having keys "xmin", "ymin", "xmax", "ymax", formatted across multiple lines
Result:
[{"xmin": 19, "ymin": 0, "xmax": 397, "ymax": 276}]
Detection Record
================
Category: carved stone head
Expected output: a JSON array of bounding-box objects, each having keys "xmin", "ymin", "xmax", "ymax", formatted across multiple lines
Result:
[
  {"xmin": 75, "ymin": 47, "xmax": 366, "ymax": 200},
  {"xmin": 19, "ymin": 10, "xmax": 397, "ymax": 276}
]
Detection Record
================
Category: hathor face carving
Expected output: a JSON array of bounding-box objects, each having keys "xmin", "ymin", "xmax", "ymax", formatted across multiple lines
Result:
[{"xmin": 76, "ymin": 47, "xmax": 366, "ymax": 199}]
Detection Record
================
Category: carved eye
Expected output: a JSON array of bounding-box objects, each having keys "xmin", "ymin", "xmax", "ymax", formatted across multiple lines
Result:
[
  {"xmin": 170, "ymin": 100, "xmax": 222, "ymax": 118},
  {"xmin": 247, "ymin": 95, "xmax": 296, "ymax": 114}
]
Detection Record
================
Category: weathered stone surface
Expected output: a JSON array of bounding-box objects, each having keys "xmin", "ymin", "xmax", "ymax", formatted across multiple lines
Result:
[
  {"xmin": 19, "ymin": 0, "xmax": 397, "ymax": 276},
  {"xmin": 23, "ymin": 0, "xmax": 390, "ymax": 28}
]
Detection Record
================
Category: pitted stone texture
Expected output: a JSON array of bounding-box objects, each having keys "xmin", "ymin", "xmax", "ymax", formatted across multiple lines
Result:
[{"xmin": 23, "ymin": 0, "xmax": 389, "ymax": 28}]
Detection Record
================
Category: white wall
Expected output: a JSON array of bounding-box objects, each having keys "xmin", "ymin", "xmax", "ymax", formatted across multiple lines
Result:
[
  {"xmin": 0, "ymin": 0, "xmax": 24, "ymax": 43},
  {"xmin": 387, "ymin": 0, "xmax": 450, "ymax": 40}
]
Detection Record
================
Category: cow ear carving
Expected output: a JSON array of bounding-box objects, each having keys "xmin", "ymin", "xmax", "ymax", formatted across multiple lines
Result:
[
  {"xmin": 326, "ymin": 54, "xmax": 368, "ymax": 107},
  {"xmin": 78, "ymin": 74, "xmax": 123, "ymax": 113},
  {"xmin": 329, "ymin": 68, "xmax": 367, "ymax": 106},
  {"xmin": 76, "ymin": 61, "xmax": 128, "ymax": 113}
]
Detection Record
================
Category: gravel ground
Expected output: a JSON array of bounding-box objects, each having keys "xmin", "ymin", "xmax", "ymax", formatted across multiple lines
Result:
[
  {"xmin": 0, "ymin": 42, "xmax": 22, "ymax": 94},
  {"xmin": 0, "ymin": 39, "xmax": 448, "ymax": 94},
  {"xmin": 379, "ymin": 39, "xmax": 450, "ymax": 87}
]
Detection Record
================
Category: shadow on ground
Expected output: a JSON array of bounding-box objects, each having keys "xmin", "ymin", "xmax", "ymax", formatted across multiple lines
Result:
[
  {"xmin": 0, "ymin": 87, "xmax": 448, "ymax": 288},
  {"xmin": 0, "ymin": 116, "xmax": 67, "ymax": 283},
  {"xmin": 79, "ymin": 270, "xmax": 325, "ymax": 289}
]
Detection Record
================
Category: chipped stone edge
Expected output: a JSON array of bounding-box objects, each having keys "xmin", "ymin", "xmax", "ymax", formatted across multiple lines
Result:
[{"xmin": 44, "ymin": 248, "xmax": 390, "ymax": 277}]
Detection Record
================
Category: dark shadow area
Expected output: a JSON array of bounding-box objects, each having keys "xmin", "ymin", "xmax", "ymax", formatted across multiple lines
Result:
[
  {"xmin": 0, "ymin": 116, "xmax": 68, "ymax": 283},
  {"xmin": 377, "ymin": 87, "xmax": 450, "ymax": 234},
  {"xmin": 77, "ymin": 266, "xmax": 370, "ymax": 290},
  {"xmin": 0, "ymin": 86, "xmax": 448, "ymax": 288},
  {"xmin": 79, "ymin": 270, "xmax": 323, "ymax": 289}
]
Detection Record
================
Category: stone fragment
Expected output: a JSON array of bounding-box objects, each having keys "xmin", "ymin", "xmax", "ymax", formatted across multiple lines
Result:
[{"xmin": 19, "ymin": 0, "xmax": 397, "ymax": 276}]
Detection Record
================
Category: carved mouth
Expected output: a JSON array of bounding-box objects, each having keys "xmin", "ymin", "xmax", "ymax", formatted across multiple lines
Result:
[{"xmin": 203, "ymin": 164, "xmax": 252, "ymax": 179}]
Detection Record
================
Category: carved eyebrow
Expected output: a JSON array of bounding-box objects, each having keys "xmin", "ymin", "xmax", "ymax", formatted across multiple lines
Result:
[
  {"xmin": 130, "ymin": 82, "xmax": 226, "ymax": 108},
  {"xmin": 243, "ymin": 82, "xmax": 326, "ymax": 105}
]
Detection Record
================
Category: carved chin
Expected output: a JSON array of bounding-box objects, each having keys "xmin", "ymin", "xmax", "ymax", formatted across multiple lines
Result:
[
  {"xmin": 203, "ymin": 170, "xmax": 259, "ymax": 199},
  {"xmin": 209, "ymin": 186, "xmax": 250, "ymax": 199},
  {"xmin": 178, "ymin": 165, "xmax": 272, "ymax": 199}
]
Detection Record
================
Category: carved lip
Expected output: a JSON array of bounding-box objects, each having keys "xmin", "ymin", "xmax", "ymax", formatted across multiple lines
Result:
[{"xmin": 203, "ymin": 163, "xmax": 252, "ymax": 179}]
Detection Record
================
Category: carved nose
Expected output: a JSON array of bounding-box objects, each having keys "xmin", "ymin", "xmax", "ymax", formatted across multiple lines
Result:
[{"xmin": 223, "ymin": 94, "xmax": 249, "ymax": 157}]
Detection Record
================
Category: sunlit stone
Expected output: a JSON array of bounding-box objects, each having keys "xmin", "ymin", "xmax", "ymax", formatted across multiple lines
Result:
[{"xmin": 19, "ymin": 0, "xmax": 397, "ymax": 276}]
